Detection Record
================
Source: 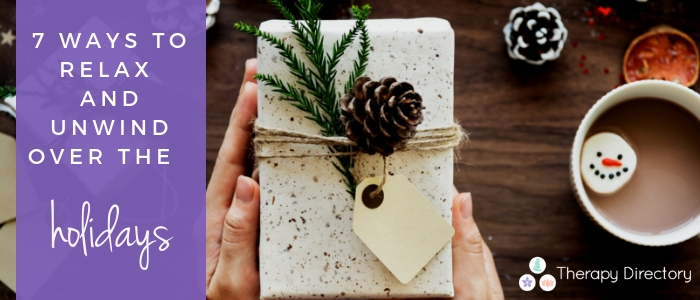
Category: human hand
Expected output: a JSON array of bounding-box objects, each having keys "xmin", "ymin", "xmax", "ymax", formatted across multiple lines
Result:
[
  {"xmin": 381, "ymin": 189, "xmax": 504, "ymax": 300},
  {"xmin": 206, "ymin": 59, "xmax": 261, "ymax": 300},
  {"xmin": 449, "ymin": 189, "xmax": 504, "ymax": 300}
]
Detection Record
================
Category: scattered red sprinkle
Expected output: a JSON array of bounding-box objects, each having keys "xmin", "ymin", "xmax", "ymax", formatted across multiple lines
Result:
[
  {"xmin": 583, "ymin": 69, "xmax": 589, "ymax": 75},
  {"xmin": 598, "ymin": 33, "xmax": 606, "ymax": 41},
  {"xmin": 614, "ymin": 85, "xmax": 619, "ymax": 89},
  {"xmin": 585, "ymin": 10, "xmax": 592, "ymax": 17},
  {"xmin": 572, "ymin": 41, "xmax": 578, "ymax": 48},
  {"xmin": 596, "ymin": 6, "xmax": 612, "ymax": 17},
  {"xmin": 588, "ymin": 18, "xmax": 595, "ymax": 26},
  {"xmin": 581, "ymin": 55, "xmax": 587, "ymax": 61},
  {"xmin": 579, "ymin": 62, "xmax": 585, "ymax": 68},
  {"xmin": 604, "ymin": 68, "xmax": 610, "ymax": 74}
]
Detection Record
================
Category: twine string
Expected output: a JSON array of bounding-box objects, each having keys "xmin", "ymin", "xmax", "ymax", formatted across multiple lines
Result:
[
  {"xmin": 253, "ymin": 120, "xmax": 468, "ymax": 195},
  {"xmin": 370, "ymin": 156, "xmax": 388, "ymax": 198},
  {"xmin": 254, "ymin": 122, "xmax": 467, "ymax": 158}
]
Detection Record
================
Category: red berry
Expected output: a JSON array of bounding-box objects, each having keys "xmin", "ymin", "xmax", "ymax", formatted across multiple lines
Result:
[
  {"xmin": 604, "ymin": 68, "xmax": 610, "ymax": 74},
  {"xmin": 583, "ymin": 69, "xmax": 589, "ymax": 75}
]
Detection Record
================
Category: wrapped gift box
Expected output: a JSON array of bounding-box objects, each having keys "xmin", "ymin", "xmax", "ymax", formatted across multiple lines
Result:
[{"xmin": 257, "ymin": 18, "xmax": 455, "ymax": 299}]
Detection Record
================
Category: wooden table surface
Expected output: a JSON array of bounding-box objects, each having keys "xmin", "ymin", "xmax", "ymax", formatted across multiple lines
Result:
[{"xmin": 206, "ymin": 0, "xmax": 700, "ymax": 299}]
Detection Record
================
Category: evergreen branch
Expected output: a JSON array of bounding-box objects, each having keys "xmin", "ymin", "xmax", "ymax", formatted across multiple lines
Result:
[
  {"xmin": 254, "ymin": 74, "xmax": 333, "ymax": 135},
  {"xmin": 267, "ymin": 0, "xmax": 296, "ymax": 21},
  {"xmin": 327, "ymin": 26, "xmax": 361, "ymax": 75},
  {"xmin": 269, "ymin": 0, "xmax": 321, "ymax": 82},
  {"xmin": 235, "ymin": 21, "xmax": 324, "ymax": 110},
  {"xmin": 237, "ymin": 1, "xmax": 373, "ymax": 197},
  {"xmin": 293, "ymin": 0, "xmax": 342, "ymax": 133},
  {"xmin": 234, "ymin": 22, "xmax": 311, "ymax": 82},
  {"xmin": 295, "ymin": 0, "xmax": 324, "ymax": 67},
  {"xmin": 332, "ymin": 155, "xmax": 356, "ymax": 197},
  {"xmin": 343, "ymin": 5, "xmax": 372, "ymax": 99},
  {"xmin": 350, "ymin": 4, "xmax": 372, "ymax": 21},
  {"xmin": 0, "ymin": 86, "xmax": 16, "ymax": 99},
  {"xmin": 322, "ymin": 25, "xmax": 364, "ymax": 135}
]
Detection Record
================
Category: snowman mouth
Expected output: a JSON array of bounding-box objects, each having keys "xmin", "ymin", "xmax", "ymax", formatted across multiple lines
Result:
[{"xmin": 589, "ymin": 155, "xmax": 629, "ymax": 180}]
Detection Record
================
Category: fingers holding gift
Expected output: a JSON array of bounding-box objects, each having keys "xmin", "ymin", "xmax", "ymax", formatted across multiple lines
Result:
[
  {"xmin": 206, "ymin": 58, "xmax": 258, "ymax": 292},
  {"xmin": 252, "ymin": 167, "xmax": 259, "ymax": 183},
  {"xmin": 208, "ymin": 175, "xmax": 261, "ymax": 300},
  {"xmin": 206, "ymin": 72, "xmax": 259, "ymax": 245},
  {"xmin": 482, "ymin": 242, "xmax": 505, "ymax": 300},
  {"xmin": 242, "ymin": 58, "xmax": 258, "ymax": 87},
  {"xmin": 451, "ymin": 192, "xmax": 495, "ymax": 300},
  {"xmin": 209, "ymin": 78, "xmax": 259, "ymax": 205}
]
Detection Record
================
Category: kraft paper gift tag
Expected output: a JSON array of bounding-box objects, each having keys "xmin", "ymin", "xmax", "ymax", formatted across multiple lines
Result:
[
  {"xmin": 0, "ymin": 220, "xmax": 16, "ymax": 292},
  {"xmin": 257, "ymin": 18, "xmax": 455, "ymax": 298},
  {"xmin": 0, "ymin": 133, "xmax": 15, "ymax": 225},
  {"xmin": 354, "ymin": 176, "xmax": 454, "ymax": 284}
]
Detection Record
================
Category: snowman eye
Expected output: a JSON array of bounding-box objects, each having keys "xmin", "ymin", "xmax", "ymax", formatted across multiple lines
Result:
[
  {"xmin": 597, "ymin": 152, "xmax": 602, "ymax": 157},
  {"xmin": 618, "ymin": 154, "xmax": 622, "ymax": 160}
]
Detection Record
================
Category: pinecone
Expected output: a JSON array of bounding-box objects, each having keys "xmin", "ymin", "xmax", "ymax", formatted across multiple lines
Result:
[
  {"xmin": 503, "ymin": 2, "xmax": 567, "ymax": 65},
  {"xmin": 339, "ymin": 76, "xmax": 425, "ymax": 156}
]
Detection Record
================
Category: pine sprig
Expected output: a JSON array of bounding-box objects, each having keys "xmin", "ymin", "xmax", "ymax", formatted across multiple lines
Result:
[
  {"xmin": 267, "ymin": 0, "xmax": 296, "ymax": 21},
  {"xmin": 0, "ymin": 86, "xmax": 15, "ymax": 99},
  {"xmin": 343, "ymin": 5, "xmax": 371, "ymax": 98},
  {"xmin": 236, "ymin": 20, "xmax": 337, "ymax": 134},
  {"xmin": 292, "ymin": 0, "xmax": 341, "ymax": 137},
  {"xmin": 236, "ymin": 1, "xmax": 372, "ymax": 197},
  {"xmin": 254, "ymin": 74, "xmax": 333, "ymax": 134}
]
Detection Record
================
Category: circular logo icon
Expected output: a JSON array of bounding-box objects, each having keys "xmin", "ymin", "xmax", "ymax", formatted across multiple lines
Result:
[
  {"xmin": 529, "ymin": 257, "xmax": 546, "ymax": 274},
  {"xmin": 539, "ymin": 274, "xmax": 556, "ymax": 291},
  {"xmin": 519, "ymin": 274, "xmax": 536, "ymax": 291}
]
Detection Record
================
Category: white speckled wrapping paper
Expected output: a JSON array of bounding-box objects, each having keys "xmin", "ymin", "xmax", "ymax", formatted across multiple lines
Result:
[{"xmin": 257, "ymin": 18, "xmax": 455, "ymax": 299}]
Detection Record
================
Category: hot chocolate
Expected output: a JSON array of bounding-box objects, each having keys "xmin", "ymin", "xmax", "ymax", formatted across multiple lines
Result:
[{"xmin": 586, "ymin": 97, "xmax": 700, "ymax": 234}]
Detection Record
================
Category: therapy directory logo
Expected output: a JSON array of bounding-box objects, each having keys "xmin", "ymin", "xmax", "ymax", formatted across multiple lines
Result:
[{"xmin": 520, "ymin": 257, "xmax": 556, "ymax": 292}]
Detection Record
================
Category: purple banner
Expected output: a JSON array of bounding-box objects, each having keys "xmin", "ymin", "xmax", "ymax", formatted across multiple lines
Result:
[{"xmin": 16, "ymin": 0, "xmax": 205, "ymax": 299}]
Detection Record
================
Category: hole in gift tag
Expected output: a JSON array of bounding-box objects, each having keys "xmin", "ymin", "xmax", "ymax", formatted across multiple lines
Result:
[{"xmin": 362, "ymin": 184, "xmax": 384, "ymax": 209}]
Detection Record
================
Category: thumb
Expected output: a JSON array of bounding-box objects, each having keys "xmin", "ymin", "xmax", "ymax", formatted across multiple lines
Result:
[
  {"xmin": 452, "ymin": 192, "xmax": 492, "ymax": 299},
  {"xmin": 208, "ymin": 176, "xmax": 260, "ymax": 299}
]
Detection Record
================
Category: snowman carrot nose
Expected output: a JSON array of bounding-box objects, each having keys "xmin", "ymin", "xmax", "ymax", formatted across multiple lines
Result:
[{"xmin": 602, "ymin": 158, "xmax": 622, "ymax": 167}]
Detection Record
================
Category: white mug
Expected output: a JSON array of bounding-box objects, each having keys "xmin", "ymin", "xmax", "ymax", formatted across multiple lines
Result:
[{"xmin": 571, "ymin": 80, "xmax": 700, "ymax": 246}]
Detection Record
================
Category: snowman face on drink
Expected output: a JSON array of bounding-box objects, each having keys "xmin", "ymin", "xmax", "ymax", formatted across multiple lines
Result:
[{"xmin": 581, "ymin": 132, "xmax": 637, "ymax": 195}]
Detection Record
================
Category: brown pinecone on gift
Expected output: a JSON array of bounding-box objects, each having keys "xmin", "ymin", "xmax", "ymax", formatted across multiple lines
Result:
[{"xmin": 339, "ymin": 76, "xmax": 425, "ymax": 156}]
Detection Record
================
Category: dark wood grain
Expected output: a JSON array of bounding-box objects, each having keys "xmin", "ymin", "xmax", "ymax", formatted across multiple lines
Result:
[{"xmin": 207, "ymin": 0, "xmax": 700, "ymax": 298}]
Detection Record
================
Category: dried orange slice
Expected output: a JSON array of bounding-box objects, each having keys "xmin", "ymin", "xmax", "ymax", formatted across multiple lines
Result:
[{"xmin": 623, "ymin": 25, "xmax": 699, "ymax": 87}]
